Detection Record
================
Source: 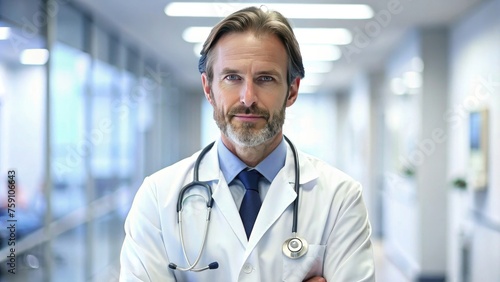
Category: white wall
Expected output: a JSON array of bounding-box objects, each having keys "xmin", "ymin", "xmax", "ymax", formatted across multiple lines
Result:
[
  {"xmin": 448, "ymin": 0, "xmax": 500, "ymax": 281},
  {"xmin": 381, "ymin": 27, "xmax": 450, "ymax": 280},
  {"xmin": 417, "ymin": 28, "xmax": 449, "ymax": 276},
  {"xmin": 336, "ymin": 73, "xmax": 376, "ymax": 225},
  {"xmin": 381, "ymin": 30, "xmax": 422, "ymax": 279}
]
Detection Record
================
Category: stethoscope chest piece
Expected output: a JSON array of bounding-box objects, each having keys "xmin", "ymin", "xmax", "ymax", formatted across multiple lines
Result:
[{"xmin": 282, "ymin": 236, "xmax": 308, "ymax": 259}]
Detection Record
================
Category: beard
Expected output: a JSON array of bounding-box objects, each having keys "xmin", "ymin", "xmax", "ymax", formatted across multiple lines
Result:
[{"xmin": 211, "ymin": 92, "xmax": 287, "ymax": 147}]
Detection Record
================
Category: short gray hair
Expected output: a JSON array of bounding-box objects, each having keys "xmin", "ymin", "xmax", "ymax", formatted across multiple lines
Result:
[{"xmin": 198, "ymin": 6, "xmax": 305, "ymax": 86}]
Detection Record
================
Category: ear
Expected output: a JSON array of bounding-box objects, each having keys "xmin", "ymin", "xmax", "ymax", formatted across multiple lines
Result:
[
  {"xmin": 286, "ymin": 77, "xmax": 300, "ymax": 107},
  {"xmin": 201, "ymin": 73, "xmax": 214, "ymax": 105}
]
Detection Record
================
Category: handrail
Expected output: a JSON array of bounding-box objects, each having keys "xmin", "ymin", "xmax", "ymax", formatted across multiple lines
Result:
[
  {"xmin": 0, "ymin": 187, "xmax": 127, "ymax": 262},
  {"xmin": 473, "ymin": 210, "xmax": 500, "ymax": 233}
]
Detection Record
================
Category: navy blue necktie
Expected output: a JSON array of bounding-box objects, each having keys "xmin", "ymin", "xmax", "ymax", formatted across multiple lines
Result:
[{"xmin": 238, "ymin": 169, "xmax": 262, "ymax": 239}]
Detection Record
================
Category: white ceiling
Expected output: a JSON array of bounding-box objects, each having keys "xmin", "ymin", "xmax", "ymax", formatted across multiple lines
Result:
[{"xmin": 5, "ymin": 0, "xmax": 487, "ymax": 93}]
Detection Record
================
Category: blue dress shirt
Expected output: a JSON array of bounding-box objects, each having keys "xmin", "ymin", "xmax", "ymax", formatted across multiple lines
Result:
[{"xmin": 217, "ymin": 137, "xmax": 287, "ymax": 207}]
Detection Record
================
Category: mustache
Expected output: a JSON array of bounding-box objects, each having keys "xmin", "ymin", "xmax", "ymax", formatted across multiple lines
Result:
[{"xmin": 228, "ymin": 105, "xmax": 270, "ymax": 119}]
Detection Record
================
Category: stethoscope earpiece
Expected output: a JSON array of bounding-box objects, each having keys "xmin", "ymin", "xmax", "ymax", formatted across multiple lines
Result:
[{"xmin": 282, "ymin": 236, "xmax": 308, "ymax": 259}]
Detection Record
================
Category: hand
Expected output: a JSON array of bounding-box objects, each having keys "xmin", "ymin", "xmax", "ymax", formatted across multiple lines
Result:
[{"xmin": 304, "ymin": 277, "xmax": 326, "ymax": 282}]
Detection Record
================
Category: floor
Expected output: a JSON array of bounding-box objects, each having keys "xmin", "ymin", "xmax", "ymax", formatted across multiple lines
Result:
[{"xmin": 373, "ymin": 239, "xmax": 412, "ymax": 282}]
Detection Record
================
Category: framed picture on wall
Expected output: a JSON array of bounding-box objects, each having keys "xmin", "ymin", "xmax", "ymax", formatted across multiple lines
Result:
[{"xmin": 469, "ymin": 109, "xmax": 489, "ymax": 191}]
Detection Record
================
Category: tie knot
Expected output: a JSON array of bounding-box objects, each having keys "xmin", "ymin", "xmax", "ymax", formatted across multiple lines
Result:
[{"xmin": 238, "ymin": 169, "xmax": 261, "ymax": 192}]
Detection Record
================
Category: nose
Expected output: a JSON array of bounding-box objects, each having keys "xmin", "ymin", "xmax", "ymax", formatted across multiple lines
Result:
[{"xmin": 240, "ymin": 81, "xmax": 257, "ymax": 107}]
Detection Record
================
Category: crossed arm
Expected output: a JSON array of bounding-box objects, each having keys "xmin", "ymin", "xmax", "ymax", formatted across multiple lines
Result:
[{"xmin": 305, "ymin": 277, "xmax": 326, "ymax": 282}]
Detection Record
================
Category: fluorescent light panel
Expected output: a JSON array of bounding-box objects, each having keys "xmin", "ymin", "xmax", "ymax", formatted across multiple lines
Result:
[
  {"xmin": 182, "ymin": 27, "xmax": 211, "ymax": 43},
  {"xmin": 390, "ymin": 77, "xmax": 405, "ymax": 95},
  {"xmin": 304, "ymin": 61, "xmax": 333, "ymax": 73},
  {"xmin": 20, "ymin": 49, "xmax": 49, "ymax": 65},
  {"xmin": 166, "ymin": 3, "xmax": 373, "ymax": 19},
  {"xmin": 183, "ymin": 27, "xmax": 352, "ymax": 45},
  {"xmin": 301, "ymin": 45, "xmax": 341, "ymax": 61},
  {"xmin": 192, "ymin": 42, "xmax": 340, "ymax": 61},
  {"xmin": 0, "ymin": 27, "xmax": 11, "ymax": 40},
  {"xmin": 299, "ymin": 85, "xmax": 319, "ymax": 94},
  {"xmin": 403, "ymin": 71, "xmax": 422, "ymax": 89},
  {"xmin": 295, "ymin": 28, "xmax": 351, "ymax": 45},
  {"xmin": 300, "ymin": 73, "xmax": 324, "ymax": 86}
]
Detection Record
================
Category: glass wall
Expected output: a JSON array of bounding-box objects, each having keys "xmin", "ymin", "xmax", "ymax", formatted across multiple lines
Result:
[
  {"xmin": 0, "ymin": 1, "xmax": 193, "ymax": 281},
  {"xmin": 0, "ymin": 1, "xmax": 48, "ymax": 279}
]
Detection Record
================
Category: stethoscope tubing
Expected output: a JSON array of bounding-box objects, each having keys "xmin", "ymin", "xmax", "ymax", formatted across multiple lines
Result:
[
  {"xmin": 170, "ymin": 136, "xmax": 305, "ymax": 272},
  {"xmin": 176, "ymin": 142, "xmax": 215, "ymax": 213},
  {"xmin": 283, "ymin": 135, "xmax": 300, "ymax": 234}
]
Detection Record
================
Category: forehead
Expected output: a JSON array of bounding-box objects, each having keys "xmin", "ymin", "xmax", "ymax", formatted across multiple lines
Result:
[{"xmin": 212, "ymin": 31, "xmax": 288, "ymax": 73}]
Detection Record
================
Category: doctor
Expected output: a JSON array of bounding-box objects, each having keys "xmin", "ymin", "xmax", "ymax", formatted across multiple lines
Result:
[{"xmin": 120, "ymin": 6, "xmax": 375, "ymax": 282}]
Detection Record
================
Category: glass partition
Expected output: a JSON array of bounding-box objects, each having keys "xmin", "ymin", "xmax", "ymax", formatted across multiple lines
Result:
[
  {"xmin": 0, "ymin": 1, "xmax": 166, "ymax": 280},
  {"xmin": 0, "ymin": 17, "xmax": 48, "ymax": 279}
]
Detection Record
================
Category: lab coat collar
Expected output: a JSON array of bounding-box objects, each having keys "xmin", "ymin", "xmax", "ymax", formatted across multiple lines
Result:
[
  {"xmin": 290, "ymin": 146, "xmax": 319, "ymax": 187},
  {"xmin": 197, "ymin": 139, "xmax": 320, "ymax": 253},
  {"xmin": 196, "ymin": 139, "xmax": 318, "ymax": 185},
  {"xmin": 196, "ymin": 140, "xmax": 222, "ymax": 183}
]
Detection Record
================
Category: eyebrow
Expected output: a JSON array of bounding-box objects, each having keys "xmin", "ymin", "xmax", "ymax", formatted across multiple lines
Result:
[
  {"xmin": 219, "ymin": 68, "xmax": 239, "ymax": 76},
  {"xmin": 219, "ymin": 67, "xmax": 283, "ymax": 78},
  {"xmin": 255, "ymin": 70, "xmax": 282, "ymax": 78}
]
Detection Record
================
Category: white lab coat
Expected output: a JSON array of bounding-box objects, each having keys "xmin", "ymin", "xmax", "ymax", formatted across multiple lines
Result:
[{"xmin": 120, "ymin": 141, "xmax": 375, "ymax": 281}]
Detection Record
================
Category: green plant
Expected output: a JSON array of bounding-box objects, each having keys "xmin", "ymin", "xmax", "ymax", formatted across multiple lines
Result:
[
  {"xmin": 402, "ymin": 166, "xmax": 415, "ymax": 177},
  {"xmin": 451, "ymin": 178, "xmax": 467, "ymax": 190}
]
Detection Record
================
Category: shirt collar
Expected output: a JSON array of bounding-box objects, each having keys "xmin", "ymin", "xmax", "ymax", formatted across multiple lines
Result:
[{"xmin": 217, "ymin": 137, "xmax": 287, "ymax": 184}]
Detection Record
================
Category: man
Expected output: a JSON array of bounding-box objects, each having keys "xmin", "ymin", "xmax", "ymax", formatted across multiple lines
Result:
[{"xmin": 120, "ymin": 6, "xmax": 375, "ymax": 281}]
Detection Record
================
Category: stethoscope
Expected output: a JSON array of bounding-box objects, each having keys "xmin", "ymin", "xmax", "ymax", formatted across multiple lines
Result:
[{"xmin": 168, "ymin": 136, "xmax": 308, "ymax": 272}]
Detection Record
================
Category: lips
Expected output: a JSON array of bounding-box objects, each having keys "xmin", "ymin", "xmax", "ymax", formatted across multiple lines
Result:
[
  {"xmin": 233, "ymin": 114, "xmax": 264, "ymax": 122},
  {"xmin": 229, "ymin": 106, "xmax": 270, "ymax": 121}
]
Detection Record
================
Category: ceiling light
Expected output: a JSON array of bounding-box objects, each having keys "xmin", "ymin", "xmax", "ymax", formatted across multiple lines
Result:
[
  {"xmin": 0, "ymin": 27, "xmax": 11, "ymax": 40},
  {"xmin": 183, "ymin": 27, "xmax": 212, "ymax": 43},
  {"xmin": 303, "ymin": 61, "xmax": 333, "ymax": 74},
  {"xmin": 301, "ymin": 74, "xmax": 324, "ymax": 86},
  {"xmin": 20, "ymin": 49, "xmax": 49, "ymax": 65},
  {"xmin": 299, "ymin": 85, "xmax": 319, "ymax": 94},
  {"xmin": 166, "ymin": 3, "xmax": 373, "ymax": 19},
  {"xmin": 403, "ymin": 71, "xmax": 422, "ymax": 89},
  {"xmin": 301, "ymin": 45, "xmax": 341, "ymax": 61},
  {"xmin": 390, "ymin": 77, "xmax": 405, "ymax": 95},
  {"xmin": 183, "ymin": 27, "xmax": 352, "ymax": 45},
  {"xmin": 186, "ymin": 29, "xmax": 342, "ymax": 61},
  {"xmin": 294, "ymin": 28, "xmax": 351, "ymax": 45}
]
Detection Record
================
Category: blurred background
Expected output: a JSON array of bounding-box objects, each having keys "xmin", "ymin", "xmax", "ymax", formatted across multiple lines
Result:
[{"xmin": 0, "ymin": 0, "xmax": 499, "ymax": 281}]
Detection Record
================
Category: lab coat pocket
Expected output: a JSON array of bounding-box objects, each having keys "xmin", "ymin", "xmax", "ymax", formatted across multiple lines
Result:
[{"xmin": 282, "ymin": 244, "xmax": 326, "ymax": 282}]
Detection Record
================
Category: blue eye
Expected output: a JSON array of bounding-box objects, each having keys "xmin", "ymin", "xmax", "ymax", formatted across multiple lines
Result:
[
  {"xmin": 225, "ymin": 74, "xmax": 240, "ymax": 81},
  {"xmin": 259, "ymin": 76, "xmax": 274, "ymax": 82}
]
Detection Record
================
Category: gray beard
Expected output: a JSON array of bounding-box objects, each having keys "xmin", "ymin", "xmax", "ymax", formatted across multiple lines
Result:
[{"xmin": 214, "ymin": 104, "xmax": 286, "ymax": 148}]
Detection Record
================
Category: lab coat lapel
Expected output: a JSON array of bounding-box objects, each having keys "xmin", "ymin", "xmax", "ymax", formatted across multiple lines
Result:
[
  {"xmin": 199, "ymin": 141, "xmax": 249, "ymax": 246},
  {"xmin": 244, "ymin": 144, "xmax": 308, "ymax": 255},
  {"xmin": 212, "ymin": 176, "xmax": 249, "ymax": 245},
  {"xmin": 245, "ymin": 170, "xmax": 296, "ymax": 254},
  {"xmin": 197, "ymin": 140, "xmax": 320, "ymax": 254}
]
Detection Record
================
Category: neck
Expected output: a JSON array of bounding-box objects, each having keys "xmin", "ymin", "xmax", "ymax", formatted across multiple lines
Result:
[{"xmin": 221, "ymin": 132, "xmax": 283, "ymax": 167}]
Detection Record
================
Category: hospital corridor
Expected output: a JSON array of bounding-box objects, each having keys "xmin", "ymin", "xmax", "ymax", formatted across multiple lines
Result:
[{"xmin": 1, "ymin": 0, "xmax": 499, "ymax": 281}]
